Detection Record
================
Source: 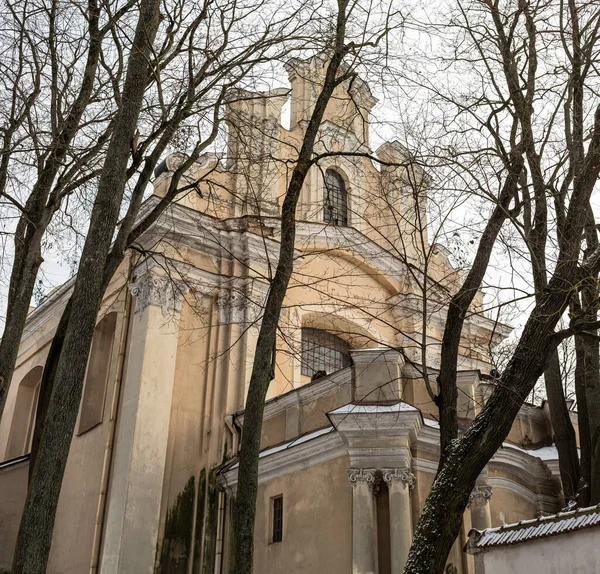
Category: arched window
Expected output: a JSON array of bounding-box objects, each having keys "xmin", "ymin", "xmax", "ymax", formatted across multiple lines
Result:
[
  {"xmin": 301, "ymin": 328, "xmax": 351, "ymax": 378},
  {"xmin": 6, "ymin": 366, "xmax": 43, "ymax": 459},
  {"xmin": 323, "ymin": 169, "xmax": 348, "ymax": 226}
]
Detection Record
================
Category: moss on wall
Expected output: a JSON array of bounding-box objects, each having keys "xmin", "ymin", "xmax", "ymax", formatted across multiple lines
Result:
[
  {"xmin": 201, "ymin": 468, "xmax": 220, "ymax": 574},
  {"xmin": 158, "ymin": 476, "xmax": 196, "ymax": 573},
  {"xmin": 192, "ymin": 469, "xmax": 206, "ymax": 574}
]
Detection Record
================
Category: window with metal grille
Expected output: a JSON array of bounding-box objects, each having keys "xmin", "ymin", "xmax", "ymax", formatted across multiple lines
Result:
[
  {"xmin": 323, "ymin": 169, "xmax": 348, "ymax": 226},
  {"xmin": 301, "ymin": 328, "xmax": 352, "ymax": 377},
  {"xmin": 272, "ymin": 495, "xmax": 283, "ymax": 543}
]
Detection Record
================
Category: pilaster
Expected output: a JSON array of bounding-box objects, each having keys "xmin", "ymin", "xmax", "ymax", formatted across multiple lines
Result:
[
  {"xmin": 100, "ymin": 270, "xmax": 186, "ymax": 573},
  {"xmin": 382, "ymin": 467, "xmax": 415, "ymax": 574},
  {"xmin": 348, "ymin": 468, "xmax": 377, "ymax": 574},
  {"xmin": 469, "ymin": 484, "xmax": 493, "ymax": 531}
]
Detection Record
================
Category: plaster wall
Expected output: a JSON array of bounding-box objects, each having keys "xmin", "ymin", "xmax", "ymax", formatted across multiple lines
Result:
[
  {"xmin": 253, "ymin": 455, "xmax": 352, "ymax": 574},
  {"xmin": 0, "ymin": 460, "xmax": 28, "ymax": 572},
  {"xmin": 474, "ymin": 528, "xmax": 600, "ymax": 574},
  {"xmin": 488, "ymin": 487, "xmax": 539, "ymax": 528}
]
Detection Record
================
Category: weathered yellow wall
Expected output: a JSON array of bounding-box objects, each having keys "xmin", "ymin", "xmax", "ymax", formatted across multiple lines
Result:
[{"xmin": 253, "ymin": 455, "xmax": 352, "ymax": 574}]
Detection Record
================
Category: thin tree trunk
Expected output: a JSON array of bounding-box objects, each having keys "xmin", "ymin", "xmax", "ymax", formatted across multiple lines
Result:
[
  {"xmin": 437, "ymin": 150, "xmax": 524, "ymax": 458},
  {"xmin": 230, "ymin": 11, "xmax": 350, "ymax": 572},
  {"xmin": 0, "ymin": 243, "xmax": 43, "ymax": 418},
  {"xmin": 0, "ymin": 0, "xmax": 102, "ymax": 420},
  {"xmin": 543, "ymin": 350, "xmax": 579, "ymax": 502},
  {"xmin": 12, "ymin": 0, "xmax": 161, "ymax": 570}
]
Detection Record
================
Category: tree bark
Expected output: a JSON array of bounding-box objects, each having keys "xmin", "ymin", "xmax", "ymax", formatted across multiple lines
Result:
[
  {"xmin": 28, "ymin": 300, "xmax": 72, "ymax": 482},
  {"xmin": 229, "ymin": 9, "xmax": 350, "ymax": 573},
  {"xmin": 543, "ymin": 350, "xmax": 579, "ymax": 502},
  {"xmin": 11, "ymin": 0, "xmax": 161, "ymax": 570},
  {"xmin": 437, "ymin": 150, "xmax": 523, "ymax": 458},
  {"xmin": 582, "ymin": 329, "xmax": 600, "ymax": 504},
  {"xmin": 575, "ymin": 334, "xmax": 592, "ymax": 506},
  {"xmin": 405, "ymin": 265, "xmax": 578, "ymax": 573}
]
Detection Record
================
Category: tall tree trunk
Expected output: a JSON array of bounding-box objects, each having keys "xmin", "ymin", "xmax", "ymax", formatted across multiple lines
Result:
[
  {"xmin": 437, "ymin": 150, "xmax": 524, "ymax": 458},
  {"xmin": 575, "ymin": 334, "xmax": 592, "ymax": 506},
  {"xmin": 543, "ymin": 350, "xmax": 579, "ymax": 502},
  {"xmin": 405, "ymin": 268, "xmax": 576, "ymax": 573},
  {"xmin": 582, "ymin": 330, "xmax": 600, "ymax": 504},
  {"xmin": 12, "ymin": 0, "xmax": 161, "ymax": 570},
  {"xmin": 230, "ymin": 11, "xmax": 350, "ymax": 573},
  {"xmin": 28, "ymin": 300, "xmax": 72, "ymax": 482}
]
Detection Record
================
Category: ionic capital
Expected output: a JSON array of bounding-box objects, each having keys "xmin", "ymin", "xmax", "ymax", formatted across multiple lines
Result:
[
  {"xmin": 382, "ymin": 467, "xmax": 416, "ymax": 494},
  {"xmin": 468, "ymin": 485, "xmax": 493, "ymax": 507},
  {"xmin": 347, "ymin": 468, "xmax": 377, "ymax": 489}
]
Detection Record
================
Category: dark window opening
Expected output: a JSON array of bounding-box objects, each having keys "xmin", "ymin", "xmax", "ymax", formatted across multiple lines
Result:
[
  {"xmin": 324, "ymin": 169, "xmax": 348, "ymax": 226},
  {"xmin": 272, "ymin": 495, "xmax": 283, "ymax": 543},
  {"xmin": 301, "ymin": 328, "xmax": 352, "ymax": 377}
]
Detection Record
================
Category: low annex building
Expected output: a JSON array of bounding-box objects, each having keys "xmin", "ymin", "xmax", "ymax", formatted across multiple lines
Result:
[
  {"xmin": 467, "ymin": 504, "xmax": 600, "ymax": 574},
  {"xmin": 0, "ymin": 55, "xmax": 577, "ymax": 574}
]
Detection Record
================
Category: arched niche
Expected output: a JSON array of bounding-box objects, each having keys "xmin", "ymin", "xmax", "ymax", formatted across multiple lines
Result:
[
  {"xmin": 6, "ymin": 365, "xmax": 43, "ymax": 459},
  {"xmin": 78, "ymin": 312, "xmax": 118, "ymax": 435}
]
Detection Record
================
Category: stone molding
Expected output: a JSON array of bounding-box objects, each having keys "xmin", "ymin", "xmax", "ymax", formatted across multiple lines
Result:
[
  {"xmin": 468, "ymin": 485, "xmax": 493, "ymax": 507},
  {"xmin": 129, "ymin": 270, "xmax": 190, "ymax": 316},
  {"xmin": 382, "ymin": 467, "xmax": 416, "ymax": 493},
  {"xmin": 219, "ymin": 429, "xmax": 345, "ymax": 493},
  {"xmin": 347, "ymin": 468, "xmax": 377, "ymax": 489}
]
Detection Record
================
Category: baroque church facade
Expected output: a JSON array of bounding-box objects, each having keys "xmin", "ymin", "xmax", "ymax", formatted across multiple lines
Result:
[{"xmin": 0, "ymin": 56, "xmax": 573, "ymax": 574}]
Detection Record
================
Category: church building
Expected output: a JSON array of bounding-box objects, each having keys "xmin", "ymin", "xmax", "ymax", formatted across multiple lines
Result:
[{"xmin": 0, "ymin": 56, "xmax": 571, "ymax": 574}]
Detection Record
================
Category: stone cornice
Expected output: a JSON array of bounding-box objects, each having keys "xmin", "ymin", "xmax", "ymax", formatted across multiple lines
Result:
[
  {"xmin": 237, "ymin": 366, "xmax": 353, "ymax": 425},
  {"xmin": 218, "ymin": 428, "xmax": 346, "ymax": 493},
  {"xmin": 489, "ymin": 445, "xmax": 555, "ymax": 487},
  {"xmin": 327, "ymin": 403, "xmax": 422, "ymax": 440},
  {"xmin": 22, "ymin": 277, "xmax": 75, "ymax": 341},
  {"xmin": 350, "ymin": 347, "xmax": 403, "ymax": 365}
]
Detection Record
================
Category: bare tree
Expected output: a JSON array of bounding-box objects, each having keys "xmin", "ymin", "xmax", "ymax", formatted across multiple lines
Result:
[
  {"xmin": 228, "ymin": 1, "xmax": 401, "ymax": 571},
  {"xmin": 10, "ymin": 0, "xmax": 310, "ymax": 570},
  {"xmin": 397, "ymin": 0, "xmax": 600, "ymax": 571},
  {"xmin": 0, "ymin": 0, "xmax": 126, "ymax": 417}
]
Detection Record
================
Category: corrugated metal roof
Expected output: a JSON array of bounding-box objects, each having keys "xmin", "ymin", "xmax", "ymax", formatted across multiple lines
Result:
[{"xmin": 471, "ymin": 504, "xmax": 600, "ymax": 549}]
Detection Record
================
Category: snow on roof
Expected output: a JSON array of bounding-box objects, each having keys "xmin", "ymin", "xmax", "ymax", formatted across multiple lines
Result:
[
  {"xmin": 225, "ymin": 426, "xmax": 336, "ymax": 471},
  {"xmin": 423, "ymin": 417, "xmax": 440, "ymax": 429},
  {"xmin": 328, "ymin": 402, "xmax": 419, "ymax": 415},
  {"xmin": 470, "ymin": 504, "xmax": 600, "ymax": 549},
  {"xmin": 503, "ymin": 442, "xmax": 560, "ymax": 461}
]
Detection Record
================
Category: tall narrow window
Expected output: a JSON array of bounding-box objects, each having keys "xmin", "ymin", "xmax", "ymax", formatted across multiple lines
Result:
[
  {"xmin": 324, "ymin": 169, "xmax": 348, "ymax": 226},
  {"xmin": 301, "ymin": 328, "xmax": 352, "ymax": 377},
  {"xmin": 272, "ymin": 495, "xmax": 283, "ymax": 543}
]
